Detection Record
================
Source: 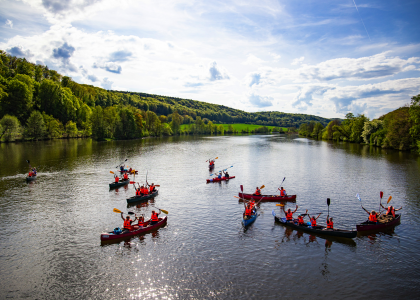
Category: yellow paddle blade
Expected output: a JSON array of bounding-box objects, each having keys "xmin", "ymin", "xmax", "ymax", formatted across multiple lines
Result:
[
  {"xmin": 110, "ymin": 171, "xmax": 114, "ymax": 174},
  {"xmin": 113, "ymin": 208, "xmax": 122, "ymax": 213},
  {"xmin": 260, "ymin": 185, "xmax": 265, "ymax": 189},
  {"xmin": 276, "ymin": 203, "xmax": 285, "ymax": 206},
  {"xmin": 387, "ymin": 196, "xmax": 392, "ymax": 204},
  {"xmin": 160, "ymin": 209, "xmax": 168, "ymax": 214},
  {"xmin": 215, "ymin": 157, "xmax": 218, "ymax": 159}
]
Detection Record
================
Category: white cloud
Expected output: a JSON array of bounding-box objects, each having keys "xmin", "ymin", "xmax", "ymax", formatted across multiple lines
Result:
[
  {"xmin": 291, "ymin": 56, "xmax": 304, "ymax": 66},
  {"xmin": 5, "ymin": 19, "xmax": 13, "ymax": 28}
]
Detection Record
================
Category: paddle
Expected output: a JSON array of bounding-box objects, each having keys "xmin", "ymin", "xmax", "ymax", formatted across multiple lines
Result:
[
  {"xmin": 387, "ymin": 196, "xmax": 392, "ymax": 204},
  {"xmin": 206, "ymin": 157, "xmax": 218, "ymax": 162},
  {"xmin": 276, "ymin": 177, "xmax": 286, "ymax": 193},
  {"xmin": 113, "ymin": 208, "xmax": 134, "ymax": 215},
  {"xmin": 327, "ymin": 198, "xmax": 330, "ymax": 216},
  {"xmin": 110, "ymin": 171, "xmax": 114, "ymax": 174},
  {"xmin": 26, "ymin": 160, "xmax": 32, "ymax": 169},
  {"xmin": 116, "ymin": 159, "xmax": 128, "ymax": 168},
  {"xmin": 209, "ymin": 165, "xmax": 233, "ymax": 176},
  {"xmin": 154, "ymin": 208, "xmax": 168, "ymax": 214},
  {"xmin": 379, "ymin": 191, "xmax": 384, "ymax": 214}
]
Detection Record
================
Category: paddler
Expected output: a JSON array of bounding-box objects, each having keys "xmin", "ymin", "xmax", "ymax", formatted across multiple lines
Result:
[
  {"xmin": 326, "ymin": 215, "xmax": 334, "ymax": 229},
  {"xmin": 223, "ymin": 170, "xmax": 230, "ymax": 179},
  {"xmin": 123, "ymin": 172, "xmax": 129, "ymax": 180},
  {"xmin": 253, "ymin": 187, "xmax": 261, "ymax": 196},
  {"xmin": 282, "ymin": 205, "xmax": 298, "ymax": 222},
  {"xmin": 149, "ymin": 183, "xmax": 156, "ymax": 193},
  {"xmin": 137, "ymin": 215, "xmax": 145, "ymax": 227},
  {"xmin": 121, "ymin": 212, "xmax": 137, "ymax": 232},
  {"xmin": 362, "ymin": 207, "xmax": 378, "ymax": 223},
  {"xmin": 243, "ymin": 203, "xmax": 253, "ymax": 219},
  {"xmin": 380, "ymin": 203, "xmax": 402, "ymax": 218},
  {"xmin": 209, "ymin": 159, "xmax": 215, "ymax": 167},
  {"xmin": 278, "ymin": 187, "xmax": 287, "ymax": 197},
  {"xmin": 248, "ymin": 200, "xmax": 256, "ymax": 209},
  {"xmin": 217, "ymin": 171, "xmax": 222, "ymax": 179},
  {"xmin": 114, "ymin": 174, "xmax": 120, "ymax": 183},
  {"xmin": 297, "ymin": 214, "xmax": 305, "ymax": 225},
  {"xmin": 150, "ymin": 210, "xmax": 161, "ymax": 225},
  {"xmin": 120, "ymin": 165, "xmax": 125, "ymax": 172},
  {"xmin": 307, "ymin": 211, "xmax": 322, "ymax": 227}
]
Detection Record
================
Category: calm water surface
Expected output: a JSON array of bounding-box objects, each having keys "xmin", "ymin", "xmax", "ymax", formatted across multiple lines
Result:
[{"xmin": 1, "ymin": 135, "xmax": 420, "ymax": 299}]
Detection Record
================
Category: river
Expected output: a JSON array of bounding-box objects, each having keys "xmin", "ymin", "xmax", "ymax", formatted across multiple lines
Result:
[{"xmin": 0, "ymin": 135, "xmax": 419, "ymax": 299}]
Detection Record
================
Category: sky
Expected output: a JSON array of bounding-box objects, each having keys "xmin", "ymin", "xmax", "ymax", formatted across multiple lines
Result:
[{"xmin": 0, "ymin": 0, "xmax": 419, "ymax": 119}]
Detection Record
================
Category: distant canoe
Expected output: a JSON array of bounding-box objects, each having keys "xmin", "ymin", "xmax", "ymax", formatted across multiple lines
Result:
[
  {"xmin": 274, "ymin": 215, "xmax": 357, "ymax": 239},
  {"xmin": 26, "ymin": 176, "xmax": 37, "ymax": 182},
  {"xmin": 238, "ymin": 193, "xmax": 296, "ymax": 202},
  {"xmin": 206, "ymin": 176, "xmax": 235, "ymax": 183},
  {"xmin": 356, "ymin": 214, "xmax": 401, "ymax": 232},
  {"xmin": 126, "ymin": 190, "xmax": 158, "ymax": 203},
  {"xmin": 109, "ymin": 179, "xmax": 130, "ymax": 189},
  {"xmin": 100, "ymin": 216, "xmax": 167, "ymax": 241}
]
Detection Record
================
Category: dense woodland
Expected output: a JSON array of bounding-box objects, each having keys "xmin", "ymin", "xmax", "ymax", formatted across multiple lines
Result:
[
  {"xmin": 298, "ymin": 96, "xmax": 420, "ymax": 153},
  {"xmin": 1, "ymin": 50, "xmax": 419, "ymax": 153},
  {"xmin": 0, "ymin": 50, "xmax": 329, "ymax": 142}
]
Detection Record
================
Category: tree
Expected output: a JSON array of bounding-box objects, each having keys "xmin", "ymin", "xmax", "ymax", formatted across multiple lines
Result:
[
  {"xmin": 42, "ymin": 112, "xmax": 63, "ymax": 139},
  {"xmin": 361, "ymin": 120, "xmax": 383, "ymax": 144},
  {"xmin": 25, "ymin": 110, "xmax": 46, "ymax": 140},
  {"xmin": 90, "ymin": 106, "xmax": 106, "ymax": 140},
  {"xmin": 115, "ymin": 107, "xmax": 137, "ymax": 139},
  {"xmin": 409, "ymin": 94, "xmax": 420, "ymax": 153},
  {"xmin": 65, "ymin": 121, "xmax": 78, "ymax": 138},
  {"xmin": 0, "ymin": 115, "xmax": 20, "ymax": 141},
  {"xmin": 311, "ymin": 122, "xmax": 324, "ymax": 139},
  {"xmin": 171, "ymin": 111, "xmax": 182, "ymax": 135},
  {"xmin": 2, "ymin": 78, "xmax": 33, "ymax": 122}
]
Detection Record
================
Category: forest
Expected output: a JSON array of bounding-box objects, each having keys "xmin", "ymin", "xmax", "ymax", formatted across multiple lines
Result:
[
  {"xmin": 1, "ymin": 49, "xmax": 419, "ymax": 153},
  {"xmin": 298, "ymin": 97, "xmax": 420, "ymax": 153},
  {"xmin": 0, "ymin": 50, "xmax": 329, "ymax": 142}
]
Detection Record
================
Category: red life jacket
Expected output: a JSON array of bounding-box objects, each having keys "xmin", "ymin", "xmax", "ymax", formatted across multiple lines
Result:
[
  {"xmin": 286, "ymin": 212, "xmax": 293, "ymax": 221},
  {"xmin": 123, "ymin": 173, "xmax": 128, "ymax": 180},
  {"xmin": 114, "ymin": 177, "xmax": 119, "ymax": 183},
  {"xmin": 280, "ymin": 189, "xmax": 286, "ymax": 196},
  {"xmin": 245, "ymin": 208, "xmax": 252, "ymax": 216},
  {"xmin": 137, "ymin": 219, "xmax": 144, "ymax": 226},
  {"xmin": 369, "ymin": 213, "xmax": 377, "ymax": 222},
  {"xmin": 311, "ymin": 218, "xmax": 317, "ymax": 227},
  {"xmin": 297, "ymin": 216, "xmax": 304, "ymax": 225},
  {"xmin": 149, "ymin": 185, "xmax": 155, "ymax": 193},
  {"xmin": 136, "ymin": 189, "xmax": 141, "ymax": 196},
  {"xmin": 123, "ymin": 219, "xmax": 132, "ymax": 230},
  {"xmin": 327, "ymin": 219, "xmax": 333, "ymax": 229},
  {"xmin": 151, "ymin": 212, "xmax": 159, "ymax": 222},
  {"xmin": 387, "ymin": 206, "xmax": 395, "ymax": 218},
  {"xmin": 255, "ymin": 189, "xmax": 261, "ymax": 196}
]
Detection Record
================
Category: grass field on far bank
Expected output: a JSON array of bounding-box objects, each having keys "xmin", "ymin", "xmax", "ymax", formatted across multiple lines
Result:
[{"xmin": 180, "ymin": 123, "xmax": 288, "ymax": 132}]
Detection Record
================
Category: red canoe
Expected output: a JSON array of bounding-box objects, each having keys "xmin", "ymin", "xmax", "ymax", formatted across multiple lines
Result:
[
  {"xmin": 100, "ymin": 216, "xmax": 167, "ymax": 241},
  {"xmin": 356, "ymin": 214, "xmax": 401, "ymax": 232},
  {"xmin": 206, "ymin": 176, "xmax": 235, "ymax": 183},
  {"xmin": 238, "ymin": 192, "xmax": 296, "ymax": 202}
]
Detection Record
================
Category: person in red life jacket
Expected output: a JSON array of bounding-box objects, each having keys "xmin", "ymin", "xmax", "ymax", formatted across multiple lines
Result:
[
  {"xmin": 114, "ymin": 175, "xmax": 120, "ymax": 183},
  {"xmin": 282, "ymin": 205, "xmax": 298, "ymax": 222},
  {"xmin": 141, "ymin": 185, "xmax": 149, "ymax": 195},
  {"xmin": 326, "ymin": 216, "xmax": 334, "ymax": 229},
  {"xmin": 121, "ymin": 212, "xmax": 137, "ymax": 232},
  {"xmin": 150, "ymin": 210, "xmax": 161, "ymax": 225},
  {"xmin": 149, "ymin": 183, "xmax": 156, "ymax": 193},
  {"xmin": 307, "ymin": 211, "xmax": 322, "ymax": 227},
  {"xmin": 123, "ymin": 172, "xmax": 129, "ymax": 180},
  {"xmin": 243, "ymin": 203, "xmax": 254, "ymax": 219},
  {"xmin": 380, "ymin": 203, "xmax": 402, "ymax": 218},
  {"xmin": 249, "ymin": 200, "xmax": 256, "ymax": 209},
  {"xmin": 297, "ymin": 214, "xmax": 305, "ymax": 225},
  {"xmin": 253, "ymin": 187, "xmax": 261, "ymax": 196},
  {"xmin": 135, "ymin": 185, "xmax": 141, "ymax": 196},
  {"xmin": 362, "ymin": 207, "xmax": 378, "ymax": 223},
  {"xmin": 278, "ymin": 187, "xmax": 287, "ymax": 197},
  {"xmin": 137, "ymin": 215, "xmax": 145, "ymax": 227},
  {"xmin": 209, "ymin": 159, "xmax": 215, "ymax": 167}
]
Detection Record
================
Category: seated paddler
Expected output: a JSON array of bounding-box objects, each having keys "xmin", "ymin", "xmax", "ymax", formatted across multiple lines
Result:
[{"xmin": 121, "ymin": 212, "xmax": 137, "ymax": 232}]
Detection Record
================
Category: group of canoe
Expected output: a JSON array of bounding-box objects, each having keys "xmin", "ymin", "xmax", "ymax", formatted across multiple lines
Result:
[
  {"xmin": 239, "ymin": 185, "xmax": 402, "ymax": 239},
  {"xmin": 206, "ymin": 158, "xmax": 235, "ymax": 183}
]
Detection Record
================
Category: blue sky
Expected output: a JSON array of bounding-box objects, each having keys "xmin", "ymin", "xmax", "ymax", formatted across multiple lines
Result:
[{"xmin": 0, "ymin": 0, "xmax": 419, "ymax": 119}]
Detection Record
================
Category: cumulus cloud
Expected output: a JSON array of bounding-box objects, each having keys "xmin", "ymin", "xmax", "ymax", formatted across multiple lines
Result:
[
  {"xmin": 51, "ymin": 42, "xmax": 77, "ymax": 71},
  {"xmin": 209, "ymin": 62, "xmax": 230, "ymax": 81},
  {"xmin": 7, "ymin": 46, "xmax": 32, "ymax": 58},
  {"xmin": 109, "ymin": 50, "xmax": 132, "ymax": 62},
  {"xmin": 5, "ymin": 19, "xmax": 13, "ymax": 28},
  {"xmin": 293, "ymin": 85, "xmax": 332, "ymax": 107},
  {"xmin": 243, "ymin": 54, "xmax": 265, "ymax": 65},
  {"xmin": 93, "ymin": 62, "xmax": 122, "ymax": 74},
  {"xmin": 87, "ymin": 74, "xmax": 98, "ymax": 82},
  {"xmin": 248, "ymin": 73, "xmax": 261, "ymax": 87},
  {"xmin": 184, "ymin": 82, "xmax": 204, "ymax": 88},
  {"xmin": 249, "ymin": 94, "xmax": 273, "ymax": 107},
  {"xmin": 291, "ymin": 56, "xmax": 304, "ymax": 66},
  {"xmin": 101, "ymin": 77, "xmax": 113, "ymax": 89},
  {"xmin": 41, "ymin": 0, "xmax": 101, "ymax": 15}
]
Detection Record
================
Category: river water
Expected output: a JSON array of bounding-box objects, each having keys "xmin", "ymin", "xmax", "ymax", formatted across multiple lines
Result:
[{"xmin": 0, "ymin": 135, "xmax": 419, "ymax": 299}]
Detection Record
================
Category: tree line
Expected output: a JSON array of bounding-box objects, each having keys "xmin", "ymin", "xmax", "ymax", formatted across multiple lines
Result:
[
  {"xmin": 298, "ymin": 96, "xmax": 420, "ymax": 153},
  {"xmin": 0, "ymin": 50, "xmax": 331, "ymax": 142}
]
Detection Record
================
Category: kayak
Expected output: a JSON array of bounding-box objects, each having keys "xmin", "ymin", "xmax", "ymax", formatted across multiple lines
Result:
[
  {"xmin": 209, "ymin": 165, "xmax": 215, "ymax": 170},
  {"xmin": 356, "ymin": 214, "xmax": 401, "ymax": 232},
  {"xmin": 26, "ymin": 176, "xmax": 37, "ymax": 182},
  {"xmin": 238, "ymin": 193, "xmax": 296, "ymax": 202},
  {"xmin": 119, "ymin": 169, "xmax": 138, "ymax": 174},
  {"xmin": 206, "ymin": 176, "xmax": 235, "ymax": 183},
  {"xmin": 243, "ymin": 209, "xmax": 257, "ymax": 227},
  {"xmin": 273, "ymin": 213, "xmax": 357, "ymax": 239},
  {"xmin": 109, "ymin": 178, "xmax": 130, "ymax": 189},
  {"xmin": 101, "ymin": 216, "xmax": 167, "ymax": 241},
  {"xmin": 126, "ymin": 190, "xmax": 159, "ymax": 203}
]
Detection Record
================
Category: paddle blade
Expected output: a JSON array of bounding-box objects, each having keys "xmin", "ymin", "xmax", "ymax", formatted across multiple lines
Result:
[
  {"xmin": 127, "ymin": 211, "xmax": 135, "ymax": 215},
  {"xmin": 260, "ymin": 185, "xmax": 265, "ymax": 189},
  {"xmin": 110, "ymin": 171, "xmax": 114, "ymax": 174},
  {"xmin": 272, "ymin": 209, "xmax": 276, "ymax": 217},
  {"xmin": 113, "ymin": 208, "xmax": 122, "ymax": 213},
  {"xmin": 130, "ymin": 181, "xmax": 135, "ymax": 184},
  {"xmin": 356, "ymin": 193, "xmax": 361, "ymax": 201},
  {"xmin": 215, "ymin": 157, "xmax": 218, "ymax": 159},
  {"xmin": 240, "ymin": 185, "xmax": 243, "ymax": 192},
  {"xmin": 327, "ymin": 198, "xmax": 331, "ymax": 206},
  {"xmin": 276, "ymin": 203, "xmax": 285, "ymax": 206},
  {"xmin": 380, "ymin": 191, "xmax": 383, "ymax": 199},
  {"xmin": 387, "ymin": 196, "xmax": 392, "ymax": 204},
  {"xmin": 160, "ymin": 209, "xmax": 168, "ymax": 214},
  {"xmin": 155, "ymin": 185, "xmax": 160, "ymax": 187}
]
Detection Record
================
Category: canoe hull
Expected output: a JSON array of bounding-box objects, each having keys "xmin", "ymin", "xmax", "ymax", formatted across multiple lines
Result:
[
  {"xmin": 356, "ymin": 214, "xmax": 401, "ymax": 232},
  {"xmin": 101, "ymin": 216, "xmax": 167, "ymax": 241},
  {"xmin": 109, "ymin": 179, "xmax": 130, "ymax": 189},
  {"xmin": 243, "ymin": 211, "xmax": 257, "ymax": 227},
  {"xmin": 26, "ymin": 176, "xmax": 37, "ymax": 181},
  {"xmin": 274, "ymin": 216, "xmax": 357, "ymax": 238},
  {"xmin": 126, "ymin": 190, "xmax": 158, "ymax": 203},
  {"xmin": 206, "ymin": 176, "xmax": 235, "ymax": 183},
  {"xmin": 239, "ymin": 193, "xmax": 296, "ymax": 202}
]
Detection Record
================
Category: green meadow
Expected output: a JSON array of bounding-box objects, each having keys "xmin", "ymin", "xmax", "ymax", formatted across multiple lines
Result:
[{"xmin": 180, "ymin": 123, "xmax": 288, "ymax": 132}]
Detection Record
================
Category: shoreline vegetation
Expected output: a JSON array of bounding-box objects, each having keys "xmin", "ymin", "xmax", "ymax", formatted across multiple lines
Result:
[{"xmin": 0, "ymin": 50, "xmax": 419, "ymax": 153}]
